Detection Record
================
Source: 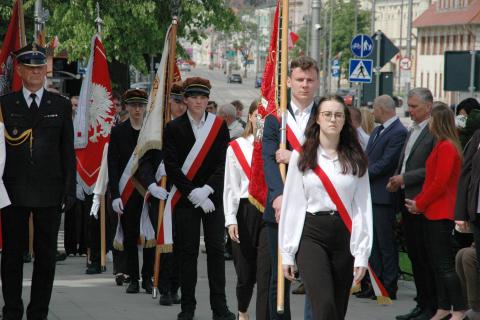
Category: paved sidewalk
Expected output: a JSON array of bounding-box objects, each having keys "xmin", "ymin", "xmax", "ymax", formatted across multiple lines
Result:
[{"xmin": 2, "ymin": 247, "xmax": 417, "ymax": 320}]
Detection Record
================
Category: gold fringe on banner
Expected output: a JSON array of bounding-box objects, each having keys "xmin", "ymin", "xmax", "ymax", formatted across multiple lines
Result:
[{"xmin": 248, "ymin": 195, "xmax": 265, "ymax": 213}]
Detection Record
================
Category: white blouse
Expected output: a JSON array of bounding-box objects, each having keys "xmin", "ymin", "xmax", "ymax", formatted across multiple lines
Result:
[
  {"xmin": 279, "ymin": 148, "xmax": 373, "ymax": 268},
  {"xmin": 223, "ymin": 135, "xmax": 254, "ymax": 227}
]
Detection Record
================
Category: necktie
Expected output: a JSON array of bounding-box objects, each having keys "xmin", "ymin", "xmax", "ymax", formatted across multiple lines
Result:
[
  {"xmin": 30, "ymin": 93, "xmax": 38, "ymax": 109},
  {"xmin": 373, "ymin": 124, "xmax": 384, "ymax": 142}
]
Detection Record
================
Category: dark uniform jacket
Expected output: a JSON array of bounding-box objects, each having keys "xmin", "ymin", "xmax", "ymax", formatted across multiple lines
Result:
[
  {"xmin": 107, "ymin": 119, "xmax": 140, "ymax": 200},
  {"xmin": 262, "ymin": 102, "xmax": 318, "ymax": 224},
  {"xmin": 164, "ymin": 112, "xmax": 229, "ymax": 209},
  {"xmin": 0, "ymin": 89, "xmax": 75, "ymax": 207}
]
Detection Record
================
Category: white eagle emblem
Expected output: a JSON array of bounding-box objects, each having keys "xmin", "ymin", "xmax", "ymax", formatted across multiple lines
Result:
[{"xmin": 89, "ymin": 83, "xmax": 114, "ymax": 143}]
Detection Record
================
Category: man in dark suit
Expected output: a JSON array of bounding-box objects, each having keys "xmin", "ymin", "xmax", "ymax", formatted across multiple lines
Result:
[
  {"xmin": 0, "ymin": 43, "xmax": 76, "ymax": 320},
  {"xmin": 363, "ymin": 95, "xmax": 407, "ymax": 299},
  {"xmin": 163, "ymin": 77, "xmax": 234, "ymax": 320},
  {"xmin": 108, "ymin": 89, "xmax": 156, "ymax": 294},
  {"xmin": 262, "ymin": 56, "xmax": 319, "ymax": 320},
  {"xmin": 388, "ymin": 88, "xmax": 437, "ymax": 320}
]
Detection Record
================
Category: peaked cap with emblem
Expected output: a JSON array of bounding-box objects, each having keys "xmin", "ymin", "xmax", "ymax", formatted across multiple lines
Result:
[
  {"xmin": 14, "ymin": 42, "xmax": 47, "ymax": 66},
  {"xmin": 122, "ymin": 88, "xmax": 148, "ymax": 105},
  {"xmin": 183, "ymin": 77, "xmax": 211, "ymax": 98}
]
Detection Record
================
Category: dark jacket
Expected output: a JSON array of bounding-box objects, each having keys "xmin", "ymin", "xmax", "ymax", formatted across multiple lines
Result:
[
  {"xmin": 1, "ymin": 90, "xmax": 75, "ymax": 207},
  {"xmin": 455, "ymin": 129, "xmax": 480, "ymax": 223},
  {"xmin": 261, "ymin": 103, "xmax": 318, "ymax": 224},
  {"xmin": 163, "ymin": 112, "xmax": 229, "ymax": 208},
  {"xmin": 107, "ymin": 119, "xmax": 140, "ymax": 199},
  {"xmin": 366, "ymin": 118, "xmax": 407, "ymax": 205}
]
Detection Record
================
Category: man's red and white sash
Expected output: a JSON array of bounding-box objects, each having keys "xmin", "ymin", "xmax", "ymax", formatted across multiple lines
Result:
[
  {"xmin": 311, "ymin": 164, "xmax": 392, "ymax": 304},
  {"xmin": 229, "ymin": 137, "xmax": 252, "ymax": 181},
  {"xmin": 159, "ymin": 114, "xmax": 224, "ymax": 246},
  {"xmin": 286, "ymin": 112, "xmax": 303, "ymax": 153}
]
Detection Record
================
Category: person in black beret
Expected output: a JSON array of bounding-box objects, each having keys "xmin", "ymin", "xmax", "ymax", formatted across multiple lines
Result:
[
  {"xmin": 164, "ymin": 77, "xmax": 235, "ymax": 320},
  {"xmin": 0, "ymin": 42, "xmax": 76, "ymax": 320}
]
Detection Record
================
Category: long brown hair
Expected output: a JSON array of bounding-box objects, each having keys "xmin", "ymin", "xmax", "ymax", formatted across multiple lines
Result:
[
  {"xmin": 298, "ymin": 95, "xmax": 368, "ymax": 177},
  {"xmin": 242, "ymin": 98, "xmax": 259, "ymax": 138},
  {"xmin": 430, "ymin": 103, "xmax": 462, "ymax": 155}
]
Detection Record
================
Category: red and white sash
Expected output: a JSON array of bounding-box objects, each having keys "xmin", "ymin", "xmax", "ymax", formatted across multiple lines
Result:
[
  {"xmin": 311, "ymin": 164, "xmax": 392, "ymax": 304},
  {"xmin": 119, "ymin": 155, "xmax": 136, "ymax": 204},
  {"xmin": 159, "ymin": 114, "xmax": 224, "ymax": 246},
  {"xmin": 286, "ymin": 112, "xmax": 304, "ymax": 152},
  {"xmin": 229, "ymin": 137, "xmax": 252, "ymax": 181}
]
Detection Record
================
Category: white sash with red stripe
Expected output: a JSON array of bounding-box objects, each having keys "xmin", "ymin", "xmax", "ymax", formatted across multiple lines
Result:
[
  {"xmin": 229, "ymin": 137, "xmax": 252, "ymax": 181},
  {"xmin": 286, "ymin": 112, "xmax": 304, "ymax": 152},
  {"xmin": 159, "ymin": 114, "xmax": 224, "ymax": 246}
]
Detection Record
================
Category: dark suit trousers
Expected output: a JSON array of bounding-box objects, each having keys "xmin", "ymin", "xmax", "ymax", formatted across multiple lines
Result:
[
  {"xmin": 120, "ymin": 192, "xmax": 154, "ymax": 281},
  {"xmin": 64, "ymin": 198, "xmax": 88, "ymax": 255},
  {"xmin": 472, "ymin": 222, "xmax": 480, "ymax": 273},
  {"xmin": 266, "ymin": 222, "xmax": 291, "ymax": 320},
  {"xmin": 370, "ymin": 203, "xmax": 398, "ymax": 294},
  {"xmin": 424, "ymin": 219, "xmax": 467, "ymax": 311},
  {"xmin": 400, "ymin": 198, "xmax": 437, "ymax": 311},
  {"xmin": 1, "ymin": 205, "xmax": 61, "ymax": 320},
  {"xmin": 231, "ymin": 199, "xmax": 270, "ymax": 319},
  {"xmin": 174, "ymin": 205, "xmax": 228, "ymax": 314},
  {"xmin": 297, "ymin": 214, "xmax": 353, "ymax": 320}
]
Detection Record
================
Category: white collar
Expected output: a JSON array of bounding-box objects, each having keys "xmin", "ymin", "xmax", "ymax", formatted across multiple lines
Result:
[
  {"xmin": 187, "ymin": 110, "xmax": 206, "ymax": 126},
  {"xmin": 228, "ymin": 119, "xmax": 241, "ymax": 129},
  {"xmin": 318, "ymin": 145, "xmax": 339, "ymax": 161},
  {"xmin": 23, "ymin": 87, "xmax": 44, "ymax": 104},
  {"xmin": 382, "ymin": 116, "xmax": 398, "ymax": 130},
  {"xmin": 412, "ymin": 118, "xmax": 429, "ymax": 130},
  {"xmin": 290, "ymin": 100, "xmax": 314, "ymax": 117}
]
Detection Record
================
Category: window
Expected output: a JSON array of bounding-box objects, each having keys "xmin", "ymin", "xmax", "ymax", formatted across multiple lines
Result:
[
  {"xmin": 421, "ymin": 72, "xmax": 424, "ymax": 87},
  {"xmin": 459, "ymin": 35, "xmax": 464, "ymax": 50},
  {"xmin": 446, "ymin": 35, "xmax": 450, "ymax": 50},
  {"xmin": 433, "ymin": 36, "xmax": 438, "ymax": 55},
  {"xmin": 440, "ymin": 35, "xmax": 445, "ymax": 53},
  {"xmin": 434, "ymin": 73, "xmax": 437, "ymax": 97},
  {"xmin": 453, "ymin": 35, "xmax": 457, "ymax": 50},
  {"xmin": 421, "ymin": 36, "xmax": 426, "ymax": 55}
]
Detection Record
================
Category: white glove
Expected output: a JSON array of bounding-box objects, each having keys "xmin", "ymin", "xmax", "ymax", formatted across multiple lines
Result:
[
  {"xmin": 148, "ymin": 183, "xmax": 168, "ymax": 200},
  {"xmin": 155, "ymin": 161, "xmax": 166, "ymax": 182},
  {"xmin": 76, "ymin": 183, "xmax": 85, "ymax": 201},
  {"xmin": 112, "ymin": 198, "xmax": 124, "ymax": 214},
  {"xmin": 198, "ymin": 198, "xmax": 215, "ymax": 214},
  {"xmin": 90, "ymin": 194, "xmax": 100, "ymax": 219},
  {"xmin": 188, "ymin": 185, "xmax": 214, "ymax": 206}
]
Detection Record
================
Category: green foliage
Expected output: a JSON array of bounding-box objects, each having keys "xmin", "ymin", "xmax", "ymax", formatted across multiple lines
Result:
[{"xmin": 0, "ymin": 0, "xmax": 239, "ymax": 72}]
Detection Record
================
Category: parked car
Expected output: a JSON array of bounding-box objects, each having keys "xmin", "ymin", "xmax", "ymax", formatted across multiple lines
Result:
[
  {"xmin": 336, "ymin": 88, "xmax": 356, "ymax": 106},
  {"xmin": 255, "ymin": 74, "xmax": 262, "ymax": 88},
  {"xmin": 228, "ymin": 73, "xmax": 242, "ymax": 84}
]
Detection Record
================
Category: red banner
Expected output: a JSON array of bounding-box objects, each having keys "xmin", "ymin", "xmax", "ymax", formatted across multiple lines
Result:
[
  {"xmin": 75, "ymin": 36, "xmax": 116, "ymax": 192},
  {"xmin": 248, "ymin": 0, "xmax": 280, "ymax": 212}
]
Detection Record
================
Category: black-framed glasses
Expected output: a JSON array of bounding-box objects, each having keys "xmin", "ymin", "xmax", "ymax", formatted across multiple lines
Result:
[{"xmin": 319, "ymin": 111, "xmax": 345, "ymax": 120}]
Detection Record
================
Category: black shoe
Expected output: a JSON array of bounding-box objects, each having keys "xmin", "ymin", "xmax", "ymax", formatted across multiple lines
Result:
[
  {"xmin": 86, "ymin": 264, "xmax": 101, "ymax": 274},
  {"xmin": 171, "ymin": 292, "xmax": 181, "ymax": 304},
  {"xmin": 292, "ymin": 282, "xmax": 305, "ymax": 294},
  {"xmin": 177, "ymin": 310, "xmax": 194, "ymax": 320},
  {"xmin": 123, "ymin": 275, "xmax": 131, "ymax": 284},
  {"xmin": 213, "ymin": 309, "xmax": 236, "ymax": 320},
  {"xmin": 396, "ymin": 306, "xmax": 423, "ymax": 320},
  {"xmin": 355, "ymin": 287, "xmax": 375, "ymax": 299},
  {"xmin": 115, "ymin": 274, "xmax": 124, "ymax": 286},
  {"xmin": 142, "ymin": 278, "xmax": 153, "ymax": 294},
  {"xmin": 23, "ymin": 252, "xmax": 32, "ymax": 263},
  {"xmin": 159, "ymin": 292, "xmax": 172, "ymax": 306},
  {"xmin": 126, "ymin": 280, "xmax": 140, "ymax": 293},
  {"xmin": 411, "ymin": 309, "xmax": 436, "ymax": 320},
  {"xmin": 56, "ymin": 251, "xmax": 67, "ymax": 262}
]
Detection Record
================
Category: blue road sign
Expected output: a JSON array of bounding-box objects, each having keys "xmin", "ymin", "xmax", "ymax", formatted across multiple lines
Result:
[
  {"xmin": 351, "ymin": 34, "xmax": 374, "ymax": 58},
  {"xmin": 349, "ymin": 59, "xmax": 373, "ymax": 83},
  {"xmin": 331, "ymin": 59, "xmax": 340, "ymax": 78}
]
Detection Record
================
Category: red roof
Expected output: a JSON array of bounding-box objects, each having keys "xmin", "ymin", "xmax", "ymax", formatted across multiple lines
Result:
[{"xmin": 413, "ymin": 1, "xmax": 480, "ymax": 27}]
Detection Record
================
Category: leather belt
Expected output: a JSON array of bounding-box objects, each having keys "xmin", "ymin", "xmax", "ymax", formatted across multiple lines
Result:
[{"xmin": 307, "ymin": 210, "xmax": 338, "ymax": 216}]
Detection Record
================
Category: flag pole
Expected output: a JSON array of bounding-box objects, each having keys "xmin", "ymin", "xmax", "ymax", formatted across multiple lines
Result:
[
  {"xmin": 152, "ymin": 13, "xmax": 178, "ymax": 300},
  {"xmin": 94, "ymin": 2, "xmax": 107, "ymax": 273},
  {"xmin": 277, "ymin": 0, "xmax": 289, "ymax": 314}
]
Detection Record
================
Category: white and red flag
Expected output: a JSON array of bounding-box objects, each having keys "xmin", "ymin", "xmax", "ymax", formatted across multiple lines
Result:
[{"xmin": 74, "ymin": 35, "xmax": 115, "ymax": 194}]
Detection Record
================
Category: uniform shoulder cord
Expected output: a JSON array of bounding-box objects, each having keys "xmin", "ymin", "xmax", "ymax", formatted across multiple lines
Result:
[{"xmin": 0, "ymin": 103, "xmax": 33, "ymax": 147}]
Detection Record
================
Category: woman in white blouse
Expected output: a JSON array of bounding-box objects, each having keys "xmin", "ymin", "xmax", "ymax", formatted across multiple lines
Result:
[
  {"xmin": 0, "ymin": 122, "xmax": 11, "ymax": 209},
  {"xmin": 223, "ymin": 100, "xmax": 269, "ymax": 320},
  {"xmin": 279, "ymin": 95, "xmax": 373, "ymax": 320}
]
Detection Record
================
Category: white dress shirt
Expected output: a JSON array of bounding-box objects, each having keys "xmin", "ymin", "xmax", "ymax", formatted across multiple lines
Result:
[
  {"xmin": 279, "ymin": 148, "xmax": 373, "ymax": 268},
  {"xmin": 228, "ymin": 120, "xmax": 244, "ymax": 140},
  {"xmin": 356, "ymin": 127, "xmax": 370, "ymax": 151},
  {"xmin": 23, "ymin": 87, "xmax": 44, "ymax": 108},
  {"xmin": 400, "ymin": 118, "xmax": 429, "ymax": 175},
  {"xmin": 223, "ymin": 135, "xmax": 254, "ymax": 227},
  {"xmin": 187, "ymin": 110, "xmax": 206, "ymax": 139},
  {"xmin": 290, "ymin": 100, "xmax": 314, "ymax": 134}
]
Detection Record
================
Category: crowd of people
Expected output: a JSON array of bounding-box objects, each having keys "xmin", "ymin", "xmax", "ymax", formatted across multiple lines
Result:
[{"xmin": 0, "ymin": 42, "xmax": 480, "ymax": 320}]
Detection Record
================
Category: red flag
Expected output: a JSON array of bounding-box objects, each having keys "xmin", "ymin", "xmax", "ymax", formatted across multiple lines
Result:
[
  {"xmin": 288, "ymin": 31, "xmax": 299, "ymax": 49},
  {"xmin": 0, "ymin": 0, "xmax": 25, "ymax": 95},
  {"xmin": 248, "ymin": 0, "xmax": 280, "ymax": 212},
  {"xmin": 75, "ymin": 36, "xmax": 116, "ymax": 193}
]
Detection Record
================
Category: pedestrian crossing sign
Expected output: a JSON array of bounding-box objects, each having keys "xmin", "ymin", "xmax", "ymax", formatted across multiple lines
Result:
[{"xmin": 349, "ymin": 59, "xmax": 373, "ymax": 83}]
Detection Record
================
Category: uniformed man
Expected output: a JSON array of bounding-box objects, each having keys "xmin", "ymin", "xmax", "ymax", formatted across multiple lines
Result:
[
  {"xmin": 108, "ymin": 89, "xmax": 155, "ymax": 294},
  {"xmin": 0, "ymin": 42, "xmax": 76, "ymax": 320}
]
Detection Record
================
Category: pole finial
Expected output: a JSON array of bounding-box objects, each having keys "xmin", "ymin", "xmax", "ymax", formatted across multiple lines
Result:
[{"xmin": 95, "ymin": 2, "xmax": 104, "ymax": 34}]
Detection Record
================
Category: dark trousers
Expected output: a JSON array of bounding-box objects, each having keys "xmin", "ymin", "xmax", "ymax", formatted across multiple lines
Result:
[
  {"xmin": 472, "ymin": 222, "xmax": 480, "ymax": 272},
  {"xmin": 231, "ymin": 199, "xmax": 270, "ymax": 319},
  {"xmin": 401, "ymin": 202, "xmax": 437, "ymax": 311},
  {"xmin": 424, "ymin": 219, "xmax": 467, "ymax": 311},
  {"xmin": 297, "ymin": 213, "xmax": 353, "ymax": 320},
  {"xmin": 1, "ymin": 205, "xmax": 62, "ymax": 320},
  {"xmin": 266, "ymin": 222, "xmax": 291, "ymax": 320},
  {"xmin": 174, "ymin": 205, "xmax": 228, "ymax": 314},
  {"xmin": 64, "ymin": 198, "xmax": 88, "ymax": 255},
  {"xmin": 107, "ymin": 193, "xmax": 127, "ymax": 275},
  {"xmin": 455, "ymin": 246, "xmax": 480, "ymax": 310},
  {"xmin": 120, "ymin": 192, "xmax": 154, "ymax": 281},
  {"xmin": 370, "ymin": 203, "xmax": 398, "ymax": 294}
]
